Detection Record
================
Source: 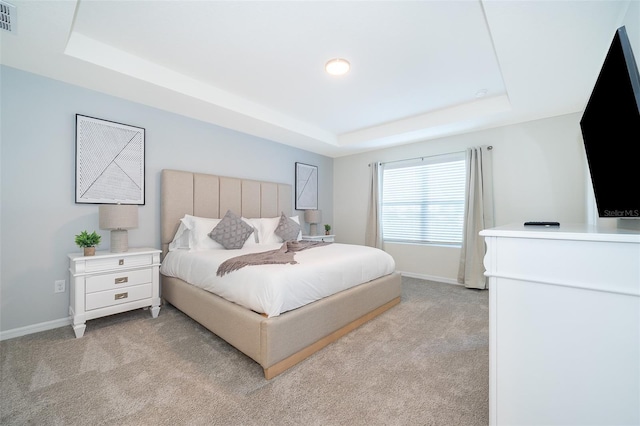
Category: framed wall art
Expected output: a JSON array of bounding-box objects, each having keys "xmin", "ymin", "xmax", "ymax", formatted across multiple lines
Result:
[
  {"xmin": 75, "ymin": 114, "xmax": 145, "ymax": 205},
  {"xmin": 295, "ymin": 162, "xmax": 318, "ymax": 210}
]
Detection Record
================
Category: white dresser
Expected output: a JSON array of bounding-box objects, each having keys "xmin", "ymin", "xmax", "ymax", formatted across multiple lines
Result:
[
  {"xmin": 480, "ymin": 224, "xmax": 640, "ymax": 426},
  {"xmin": 69, "ymin": 247, "xmax": 162, "ymax": 338}
]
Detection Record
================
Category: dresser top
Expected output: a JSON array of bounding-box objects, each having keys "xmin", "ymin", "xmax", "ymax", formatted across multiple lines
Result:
[
  {"xmin": 480, "ymin": 223, "xmax": 640, "ymax": 243},
  {"xmin": 68, "ymin": 247, "xmax": 161, "ymax": 261}
]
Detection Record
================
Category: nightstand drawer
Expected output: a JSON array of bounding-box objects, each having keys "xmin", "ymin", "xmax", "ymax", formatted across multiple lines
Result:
[
  {"xmin": 84, "ymin": 254, "xmax": 154, "ymax": 273},
  {"xmin": 85, "ymin": 283, "xmax": 152, "ymax": 311},
  {"xmin": 86, "ymin": 268, "xmax": 152, "ymax": 293}
]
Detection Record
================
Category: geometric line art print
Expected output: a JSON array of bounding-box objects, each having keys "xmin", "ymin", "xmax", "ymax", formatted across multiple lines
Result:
[
  {"xmin": 295, "ymin": 162, "xmax": 318, "ymax": 210},
  {"xmin": 76, "ymin": 114, "xmax": 145, "ymax": 204}
]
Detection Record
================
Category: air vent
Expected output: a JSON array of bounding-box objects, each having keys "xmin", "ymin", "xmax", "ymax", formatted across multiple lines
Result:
[{"xmin": 0, "ymin": 1, "xmax": 16, "ymax": 34}]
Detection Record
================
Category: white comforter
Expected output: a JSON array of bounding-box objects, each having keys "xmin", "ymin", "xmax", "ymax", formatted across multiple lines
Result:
[{"xmin": 160, "ymin": 243, "xmax": 396, "ymax": 317}]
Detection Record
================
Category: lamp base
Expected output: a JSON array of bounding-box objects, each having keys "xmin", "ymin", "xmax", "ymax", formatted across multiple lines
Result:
[
  {"xmin": 309, "ymin": 223, "xmax": 318, "ymax": 236},
  {"xmin": 110, "ymin": 229, "xmax": 129, "ymax": 253}
]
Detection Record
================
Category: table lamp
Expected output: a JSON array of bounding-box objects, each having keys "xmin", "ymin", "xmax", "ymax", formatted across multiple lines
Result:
[
  {"xmin": 304, "ymin": 209, "xmax": 321, "ymax": 236},
  {"xmin": 99, "ymin": 204, "xmax": 138, "ymax": 252}
]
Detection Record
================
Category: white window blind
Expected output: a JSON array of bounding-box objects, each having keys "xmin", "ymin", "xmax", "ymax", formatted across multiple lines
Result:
[{"xmin": 381, "ymin": 152, "xmax": 466, "ymax": 245}]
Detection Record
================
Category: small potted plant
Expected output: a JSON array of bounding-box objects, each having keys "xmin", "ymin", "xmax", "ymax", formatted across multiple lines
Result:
[
  {"xmin": 75, "ymin": 230, "xmax": 101, "ymax": 256},
  {"xmin": 324, "ymin": 224, "xmax": 331, "ymax": 235}
]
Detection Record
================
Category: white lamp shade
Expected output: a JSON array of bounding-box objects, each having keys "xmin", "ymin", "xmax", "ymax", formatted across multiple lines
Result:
[
  {"xmin": 99, "ymin": 204, "xmax": 138, "ymax": 230},
  {"xmin": 304, "ymin": 209, "xmax": 322, "ymax": 236},
  {"xmin": 304, "ymin": 209, "xmax": 321, "ymax": 224}
]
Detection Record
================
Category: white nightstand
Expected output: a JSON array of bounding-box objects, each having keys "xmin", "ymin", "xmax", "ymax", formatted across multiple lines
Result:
[
  {"xmin": 302, "ymin": 234, "xmax": 335, "ymax": 243},
  {"xmin": 68, "ymin": 247, "xmax": 162, "ymax": 338}
]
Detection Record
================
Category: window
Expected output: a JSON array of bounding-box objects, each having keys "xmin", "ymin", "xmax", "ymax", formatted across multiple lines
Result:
[{"xmin": 381, "ymin": 152, "xmax": 466, "ymax": 245}]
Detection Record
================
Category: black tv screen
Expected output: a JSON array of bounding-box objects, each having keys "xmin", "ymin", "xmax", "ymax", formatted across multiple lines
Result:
[{"xmin": 579, "ymin": 26, "xmax": 640, "ymax": 218}]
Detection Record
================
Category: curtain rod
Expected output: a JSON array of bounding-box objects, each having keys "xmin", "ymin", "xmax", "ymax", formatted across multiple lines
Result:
[{"xmin": 369, "ymin": 146, "xmax": 493, "ymax": 167}]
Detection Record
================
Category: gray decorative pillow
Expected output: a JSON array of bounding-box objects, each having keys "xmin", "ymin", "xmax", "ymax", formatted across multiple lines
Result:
[
  {"xmin": 208, "ymin": 210, "xmax": 254, "ymax": 249},
  {"xmin": 275, "ymin": 212, "xmax": 301, "ymax": 242}
]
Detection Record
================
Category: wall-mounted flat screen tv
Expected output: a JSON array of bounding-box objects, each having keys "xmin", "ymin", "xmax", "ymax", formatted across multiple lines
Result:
[{"xmin": 580, "ymin": 26, "xmax": 640, "ymax": 219}]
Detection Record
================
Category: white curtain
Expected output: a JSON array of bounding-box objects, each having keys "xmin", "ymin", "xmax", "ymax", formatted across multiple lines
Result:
[
  {"xmin": 365, "ymin": 162, "xmax": 383, "ymax": 248},
  {"xmin": 458, "ymin": 146, "xmax": 494, "ymax": 289}
]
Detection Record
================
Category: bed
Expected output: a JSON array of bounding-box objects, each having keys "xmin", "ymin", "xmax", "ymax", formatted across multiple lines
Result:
[{"xmin": 160, "ymin": 169, "xmax": 402, "ymax": 379}]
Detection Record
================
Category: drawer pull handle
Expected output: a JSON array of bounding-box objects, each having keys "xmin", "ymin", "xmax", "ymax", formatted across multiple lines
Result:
[
  {"xmin": 115, "ymin": 277, "xmax": 128, "ymax": 284},
  {"xmin": 119, "ymin": 259, "xmax": 125, "ymax": 265},
  {"xmin": 115, "ymin": 292, "xmax": 128, "ymax": 300}
]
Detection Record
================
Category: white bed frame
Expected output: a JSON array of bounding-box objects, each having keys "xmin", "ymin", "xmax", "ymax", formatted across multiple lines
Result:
[{"xmin": 160, "ymin": 169, "xmax": 402, "ymax": 379}]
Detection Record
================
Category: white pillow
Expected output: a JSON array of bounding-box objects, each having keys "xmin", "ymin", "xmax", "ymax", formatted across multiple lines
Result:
[
  {"xmin": 248, "ymin": 216, "xmax": 302, "ymax": 244},
  {"xmin": 182, "ymin": 214, "xmax": 258, "ymax": 250},
  {"xmin": 255, "ymin": 217, "xmax": 281, "ymax": 244},
  {"xmin": 168, "ymin": 221, "xmax": 191, "ymax": 251},
  {"xmin": 241, "ymin": 217, "xmax": 259, "ymax": 246},
  {"xmin": 182, "ymin": 215, "xmax": 224, "ymax": 251},
  {"xmin": 290, "ymin": 216, "xmax": 303, "ymax": 241}
]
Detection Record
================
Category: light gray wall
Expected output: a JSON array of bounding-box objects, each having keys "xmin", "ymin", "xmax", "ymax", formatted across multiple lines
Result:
[
  {"xmin": 0, "ymin": 66, "xmax": 332, "ymax": 335},
  {"xmin": 624, "ymin": 1, "xmax": 639, "ymax": 52},
  {"xmin": 334, "ymin": 113, "xmax": 588, "ymax": 283}
]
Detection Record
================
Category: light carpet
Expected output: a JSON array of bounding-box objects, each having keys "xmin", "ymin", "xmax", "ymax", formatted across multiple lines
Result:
[{"xmin": 0, "ymin": 277, "xmax": 488, "ymax": 425}]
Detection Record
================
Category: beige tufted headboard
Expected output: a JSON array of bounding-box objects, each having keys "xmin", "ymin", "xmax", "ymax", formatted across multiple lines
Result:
[{"xmin": 161, "ymin": 169, "xmax": 293, "ymax": 257}]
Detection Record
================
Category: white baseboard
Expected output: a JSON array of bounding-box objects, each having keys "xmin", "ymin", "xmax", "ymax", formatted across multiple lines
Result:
[
  {"xmin": 397, "ymin": 271, "xmax": 462, "ymax": 286},
  {"xmin": 0, "ymin": 272, "xmax": 460, "ymax": 341},
  {"xmin": 0, "ymin": 316, "xmax": 71, "ymax": 341}
]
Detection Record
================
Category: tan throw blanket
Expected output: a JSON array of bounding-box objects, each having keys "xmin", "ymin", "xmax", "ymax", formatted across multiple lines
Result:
[{"xmin": 217, "ymin": 240, "xmax": 331, "ymax": 277}]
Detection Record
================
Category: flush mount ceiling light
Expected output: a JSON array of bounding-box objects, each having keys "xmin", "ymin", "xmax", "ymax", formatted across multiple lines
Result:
[{"xmin": 325, "ymin": 58, "xmax": 350, "ymax": 76}]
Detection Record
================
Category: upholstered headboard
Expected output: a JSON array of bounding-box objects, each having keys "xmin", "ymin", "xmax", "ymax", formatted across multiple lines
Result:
[{"xmin": 161, "ymin": 169, "xmax": 293, "ymax": 257}]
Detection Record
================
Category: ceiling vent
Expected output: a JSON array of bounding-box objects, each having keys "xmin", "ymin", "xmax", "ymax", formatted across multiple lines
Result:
[{"xmin": 0, "ymin": 1, "xmax": 16, "ymax": 34}]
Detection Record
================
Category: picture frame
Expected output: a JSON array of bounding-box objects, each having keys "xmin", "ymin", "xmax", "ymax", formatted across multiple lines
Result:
[
  {"xmin": 295, "ymin": 162, "xmax": 318, "ymax": 210},
  {"xmin": 75, "ymin": 114, "xmax": 145, "ymax": 205}
]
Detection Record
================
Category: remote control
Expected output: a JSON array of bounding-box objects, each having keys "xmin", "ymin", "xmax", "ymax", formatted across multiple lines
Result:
[{"xmin": 524, "ymin": 221, "xmax": 560, "ymax": 227}]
